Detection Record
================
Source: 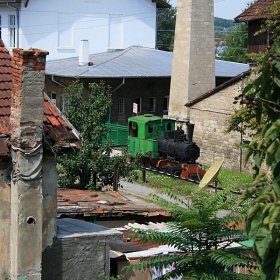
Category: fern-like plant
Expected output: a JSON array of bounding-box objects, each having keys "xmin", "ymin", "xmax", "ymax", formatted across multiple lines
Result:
[{"xmin": 124, "ymin": 190, "xmax": 258, "ymax": 279}]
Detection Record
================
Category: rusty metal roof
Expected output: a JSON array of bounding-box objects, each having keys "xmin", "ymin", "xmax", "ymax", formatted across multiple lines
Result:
[
  {"xmin": 57, "ymin": 188, "xmax": 169, "ymax": 218},
  {"xmin": 0, "ymin": 39, "xmax": 81, "ymax": 156},
  {"xmin": 234, "ymin": 0, "xmax": 274, "ymax": 22}
]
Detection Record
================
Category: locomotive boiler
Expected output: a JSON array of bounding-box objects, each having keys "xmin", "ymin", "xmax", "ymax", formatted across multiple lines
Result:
[{"xmin": 128, "ymin": 114, "xmax": 205, "ymax": 181}]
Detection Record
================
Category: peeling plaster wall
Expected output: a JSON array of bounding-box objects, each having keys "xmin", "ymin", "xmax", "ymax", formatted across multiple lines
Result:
[
  {"xmin": 42, "ymin": 156, "xmax": 57, "ymax": 249},
  {"xmin": 0, "ymin": 159, "xmax": 11, "ymax": 279},
  {"xmin": 9, "ymin": 48, "xmax": 48, "ymax": 280}
]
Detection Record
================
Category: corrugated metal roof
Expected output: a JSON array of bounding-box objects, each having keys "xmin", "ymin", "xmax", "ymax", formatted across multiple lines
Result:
[
  {"xmin": 234, "ymin": 0, "xmax": 274, "ymax": 22},
  {"xmin": 45, "ymin": 46, "xmax": 250, "ymax": 79}
]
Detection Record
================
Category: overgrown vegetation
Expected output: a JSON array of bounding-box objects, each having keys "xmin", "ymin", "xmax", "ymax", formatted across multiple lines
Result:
[
  {"xmin": 157, "ymin": 1, "xmax": 246, "ymax": 56},
  {"xmin": 225, "ymin": 0, "xmax": 280, "ymax": 278},
  {"xmin": 218, "ymin": 23, "xmax": 248, "ymax": 63},
  {"xmin": 57, "ymin": 80, "xmax": 139, "ymax": 190},
  {"xmin": 134, "ymin": 167, "xmax": 253, "ymax": 196},
  {"xmin": 125, "ymin": 190, "xmax": 257, "ymax": 279}
]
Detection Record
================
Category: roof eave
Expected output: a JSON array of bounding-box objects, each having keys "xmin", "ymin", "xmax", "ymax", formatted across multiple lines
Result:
[
  {"xmin": 185, "ymin": 70, "xmax": 251, "ymax": 107},
  {"xmin": 152, "ymin": 0, "xmax": 171, "ymax": 9}
]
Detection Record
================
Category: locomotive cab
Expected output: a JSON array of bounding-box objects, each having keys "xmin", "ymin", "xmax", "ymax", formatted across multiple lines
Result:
[{"xmin": 128, "ymin": 114, "xmax": 175, "ymax": 158}]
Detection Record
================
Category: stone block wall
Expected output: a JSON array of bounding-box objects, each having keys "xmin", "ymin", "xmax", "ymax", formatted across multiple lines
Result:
[
  {"xmin": 169, "ymin": 0, "xmax": 215, "ymax": 121},
  {"xmin": 187, "ymin": 78, "xmax": 254, "ymax": 172}
]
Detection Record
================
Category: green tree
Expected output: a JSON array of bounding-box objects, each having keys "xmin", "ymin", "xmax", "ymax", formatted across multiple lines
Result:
[
  {"xmin": 58, "ymin": 80, "xmax": 138, "ymax": 190},
  {"xmin": 125, "ymin": 190, "xmax": 257, "ymax": 279},
  {"xmin": 218, "ymin": 23, "xmax": 248, "ymax": 63},
  {"xmin": 156, "ymin": 5, "xmax": 176, "ymax": 51},
  {"xmin": 226, "ymin": 1, "xmax": 280, "ymax": 278}
]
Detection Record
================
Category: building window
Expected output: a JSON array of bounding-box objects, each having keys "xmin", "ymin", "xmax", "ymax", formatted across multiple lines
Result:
[
  {"xmin": 61, "ymin": 94, "xmax": 69, "ymax": 113},
  {"xmin": 51, "ymin": 92, "xmax": 57, "ymax": 105},
  {"xmin": 9, "ymin": 15, "xmax": 16, "ymax": 48},
  {"xmin": 149, "ymin": 97, "xmax": 156, "ymax": 112},
  {"xmin": 118, "ymin": 98, "xmax": 125, "ymax": 114},
  {"xmin": 135, "ymin": 97, "xmax": 142, "ymax": 113},
  {"xmin": 0, "ymin": 15, "xmax": 2, "ymax": 39},
  {"xmin": 163, "ymin": 96, "xmax": 169, "ymax": 112}
]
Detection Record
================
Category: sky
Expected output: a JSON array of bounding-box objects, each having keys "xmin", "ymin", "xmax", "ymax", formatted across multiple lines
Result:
[{"xmin": 168, "ymin": 0, "xmax": 248, "ymax": 20}]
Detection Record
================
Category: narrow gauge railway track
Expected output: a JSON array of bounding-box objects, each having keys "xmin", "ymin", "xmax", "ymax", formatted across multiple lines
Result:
[{"xmin": 140, "ymin": 167, "xmax": 243, "ymax": 196}]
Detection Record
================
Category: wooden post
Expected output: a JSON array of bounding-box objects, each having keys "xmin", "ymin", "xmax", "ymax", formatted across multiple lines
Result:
[
  {"xmin": 113, "ymin": 165, "xmax": 119, "ymax": 191},
  {"xmin": 142, "ymin": 170, "xmax": 146, "ymax": 183}
]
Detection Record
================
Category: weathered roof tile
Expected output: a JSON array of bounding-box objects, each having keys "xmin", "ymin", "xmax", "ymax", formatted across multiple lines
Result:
[
  {"xmin": 235, "ymin": 0, "xmax": 274, "ymax": 22},
  {"xmin": 0, "ymin": 39, "xmax": 81, "ymax": 156}
]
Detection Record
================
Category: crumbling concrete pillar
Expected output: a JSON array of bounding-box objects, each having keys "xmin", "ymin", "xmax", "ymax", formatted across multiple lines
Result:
[
  {"xmin": 168, "ymin": 0, "xmax": 215, "ymax": 123},
  {"xmin": 0, "ymin": 157, "xmax": 11, "ymax": 279},
  {"xmin": 9, "ymin": 48, "xmax": 48, "ymax": 280}
]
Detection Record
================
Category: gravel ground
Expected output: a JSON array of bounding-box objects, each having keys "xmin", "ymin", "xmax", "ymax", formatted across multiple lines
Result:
[{"xmin": 118, "ymin": 179, "xmax": 187, "ymax": 206}]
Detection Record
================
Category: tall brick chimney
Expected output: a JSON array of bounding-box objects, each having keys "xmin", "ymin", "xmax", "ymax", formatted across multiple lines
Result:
[
  {"xmin": 9, "ymin": 48, "xmax": 48, "ymax": 280},
  {"xmin": 10, "ymin": 48, "xmax": 49, "ymax": 149},
  {"xmin": 168, "ymin": 0, "xmax": 215, "ymax": 123}
]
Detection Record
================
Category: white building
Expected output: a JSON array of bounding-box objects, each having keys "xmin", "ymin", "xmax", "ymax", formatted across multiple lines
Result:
[{"xmin": 0, "ymin": 0, "xmax": 169, "ymax": 60}]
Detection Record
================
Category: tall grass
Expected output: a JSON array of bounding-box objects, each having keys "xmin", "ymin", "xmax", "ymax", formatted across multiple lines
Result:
[{"xmin": 134, "ymin": 168, "xmax": 253, "ymax": 196}]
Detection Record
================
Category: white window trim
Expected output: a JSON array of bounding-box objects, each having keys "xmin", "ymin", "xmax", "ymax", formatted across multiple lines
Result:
[
  {"xmin": 51, "ymin": 91, "xmax": 57, "ymax": 105},
  {"xmin": 61, "ymin": 93, "xmax": 69, "ymax": 114},
  {"xmin": 135, "ymin": 97, "xmax": 142, "ymax": 113},
  {"xmin": 8, "ymin": 15, "xmax": 16, "ymax": 48}
]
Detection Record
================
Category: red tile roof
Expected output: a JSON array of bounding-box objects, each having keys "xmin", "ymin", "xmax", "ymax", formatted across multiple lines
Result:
[
  {"xmin": 234, "ymin": 0, "xmax": 274, "ymax": 22},
  {"xmin": 0, "ymin": 40, "xmax": 12, "ymax": 136},
  {"xmin": 0, "ymin": 39, "xmax": 81, "ymax": 155}
]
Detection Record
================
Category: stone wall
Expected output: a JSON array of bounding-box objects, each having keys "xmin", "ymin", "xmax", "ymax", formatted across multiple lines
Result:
[
  {"xmin": 169, "ymin": 0, "xmax": 215, "ymax": 121},
  {"xmin": 42, "ymin": 218, "xmax": 123, "ymax": 280},
  {"xmin": 187, "ymin": 77, "xmax": 253, "ymax": 172}
]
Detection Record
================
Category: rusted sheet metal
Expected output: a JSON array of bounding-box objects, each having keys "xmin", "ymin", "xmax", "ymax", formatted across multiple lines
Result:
[{"xmin": 57, "ymin": 189, "xmax": 169, "ymax": 217}]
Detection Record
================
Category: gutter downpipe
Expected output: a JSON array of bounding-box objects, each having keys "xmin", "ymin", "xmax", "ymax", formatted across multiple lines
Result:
[
  {"xmin": 109, "ymin": 78, "xmax": 125, "ymax": 123},
  {"xmin": 51, "ymin": 76, "xmax": 67, "ymax": 88},
  {"xmin": 7, "ymin": 2, "xmax": 19, "ymax": 48}
]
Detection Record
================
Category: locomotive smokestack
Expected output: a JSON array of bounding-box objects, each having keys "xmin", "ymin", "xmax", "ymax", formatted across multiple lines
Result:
[{"xmin": 187, "ymin": 123, "xmax": 194, "ymax": 142}]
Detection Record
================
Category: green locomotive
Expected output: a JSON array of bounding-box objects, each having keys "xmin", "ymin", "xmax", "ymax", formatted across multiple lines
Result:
[{"xmin": 127, "ymin": 114, "xmax": 205, "ymax": 181}]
